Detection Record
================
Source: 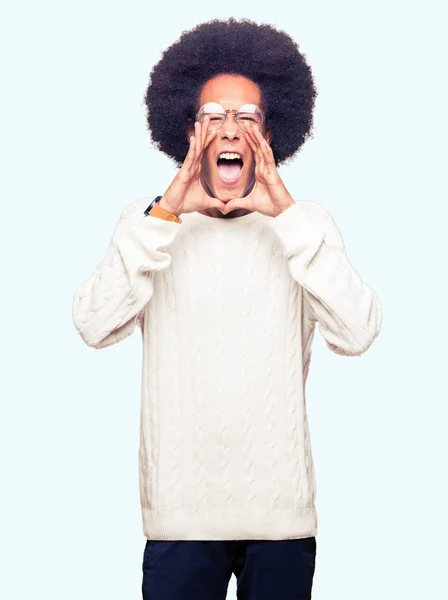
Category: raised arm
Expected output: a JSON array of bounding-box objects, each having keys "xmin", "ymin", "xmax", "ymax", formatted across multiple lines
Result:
[
  {"xmin": 72, "ymin": 196, "xmax": 182, "ymax": 349},
  {"xmin": 268, "ymin": 200, "xmax": 383, "ymax": 356}
]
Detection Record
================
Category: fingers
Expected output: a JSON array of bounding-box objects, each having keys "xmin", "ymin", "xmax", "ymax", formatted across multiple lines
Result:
[
  {"xmin": 214, "ymin": 199, "xmax": 227, "ymax": 213},
  {"xmin": 190, "ymin": 120, "xmax": 208, "ymax": 168},
  {"xmin": 220, "ymin": 194, "xmax": 251, "ymax": 215},
  {"xmin": 183, "ymin": 133, "xmax": 196, "ymax": 170},
  {"xmin": 196, "ymin": 120, "xmax": 216, "ymax": 165},
  {"xmin": 252, "ymin": 125, "xmax": 275, "ymax": 166},
  {"xmin": 244, "ymin": 124, "xmax": 263, "ymax": 167},
  {"xmin": 244, "ymin": 124, "xmax": 276, "ymax": 175},
  {"xmin": 244, "ymin": 125, "xmax": 260, "ymax": 160},
  {"xmin": 194, "ymin": 120, "xmax": 202, "ymax": 164},
  {"xmin": 199, "ymin": 119, "xmax": 216, "ymax": 154},
  {"xmin": 203, "ymin": 126, "xmax": 217, "ymax": 149},
  {"xmin": 182, "ymin": 119, "xmax": 216, "ymax": 177},
  {"xmin": 201, "ymin": 115, "xmax": 209, "ymax": 147}
]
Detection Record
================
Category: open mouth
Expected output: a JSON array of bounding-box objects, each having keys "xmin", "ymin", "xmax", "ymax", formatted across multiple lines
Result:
[{"xmin": 216, "ymin": 153, "xmax": 244, "ymax": 184}]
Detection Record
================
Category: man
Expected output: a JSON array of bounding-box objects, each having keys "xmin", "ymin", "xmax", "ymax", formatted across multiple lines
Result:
[{"xmin": 72, "ymin": 17, "xmax": 382, "ymax": 600}]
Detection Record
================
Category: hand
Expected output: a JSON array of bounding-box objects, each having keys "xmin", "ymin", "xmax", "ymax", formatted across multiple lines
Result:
[
  {"xmin": 159, "ymin": 118, "xmax": 227, "ymax": 216},
  {"xmin": 221, "ymin": 123, "xmax": 295, "ymax": 217}
]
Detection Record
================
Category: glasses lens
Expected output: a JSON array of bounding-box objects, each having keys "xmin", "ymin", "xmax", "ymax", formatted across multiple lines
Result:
[
  {"xmin": 235, "ymin": 112, "xmax": 263, "ymax": 131},
  {"xmin": 199, "ymin": 113, "xmax": 226, "ymax": 130}
]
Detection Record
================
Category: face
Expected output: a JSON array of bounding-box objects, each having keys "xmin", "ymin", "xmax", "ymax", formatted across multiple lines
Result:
[{"xmin": 190, "ymin": 74, "xmax": 271, "ymax": 218}]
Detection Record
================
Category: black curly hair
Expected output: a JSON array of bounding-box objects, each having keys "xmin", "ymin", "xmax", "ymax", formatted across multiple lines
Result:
[{"xmin": 143, "ymin": 17, "xmax": 318, "ymax": 167}]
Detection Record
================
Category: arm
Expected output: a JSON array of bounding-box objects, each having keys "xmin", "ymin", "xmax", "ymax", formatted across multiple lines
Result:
[
  {"xmin": 72, "ymin": 196, "xmax": 182, "ymax": 349},
  {"xmin": 268, "ymin": 200, "xmax": 383, "ymax": 356}
]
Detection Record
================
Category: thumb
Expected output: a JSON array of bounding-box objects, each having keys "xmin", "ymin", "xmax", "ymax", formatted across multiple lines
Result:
[
  {"xmin": 222, "ymin": 182, "xmax": 257, "ymax": 214},
  {"xmin": 221, "ymin": 197, "xmax": 248, "ymax": 214}
]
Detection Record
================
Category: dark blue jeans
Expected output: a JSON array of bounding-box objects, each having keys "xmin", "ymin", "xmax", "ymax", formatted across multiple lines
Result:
[{"xmin": 142, "ymin": 537, "xmax": 317, "ymax": 599}]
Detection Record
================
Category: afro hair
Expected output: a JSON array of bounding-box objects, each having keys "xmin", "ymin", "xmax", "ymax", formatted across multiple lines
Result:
[{"xmin": 143, "ymin": 17, "xmax": 318, "ymax": 167}]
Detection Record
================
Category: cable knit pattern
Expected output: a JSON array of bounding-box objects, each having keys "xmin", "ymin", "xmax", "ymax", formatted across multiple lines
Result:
[
  {"xmin": 157, "ymin": 263, "xmax": 182, "ymax": 512},
  {"xmin": 185, "ymin": 223, "xmax": 209, "ymax": 513},
  {"xmin": 72, "ymin": 196, "xmax": 382, "ymax": 540}
]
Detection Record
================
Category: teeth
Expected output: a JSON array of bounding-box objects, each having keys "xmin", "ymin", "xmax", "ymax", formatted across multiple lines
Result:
[{"xmin": 219, "ymin": 152, "xmax": 242, "ymax": 160}]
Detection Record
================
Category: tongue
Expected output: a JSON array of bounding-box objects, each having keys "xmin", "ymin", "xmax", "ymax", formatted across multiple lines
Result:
[{"xmin": 217, "ymin": 162, "xmax": 242, "ymax": 181}]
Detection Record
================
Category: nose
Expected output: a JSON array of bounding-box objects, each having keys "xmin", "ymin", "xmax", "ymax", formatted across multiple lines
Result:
[{"xmin": 219, "ymin": 113, "xmax": 240, "ymax": 140}]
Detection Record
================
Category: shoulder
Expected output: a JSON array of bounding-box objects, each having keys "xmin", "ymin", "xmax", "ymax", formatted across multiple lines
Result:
[
  {"xmin": 293, "ymin": 199, "xmax": 335, "ymax": 222},
  {"xmin": 119, "ymin": 196, "xmax": 155, "ymax": 221}
]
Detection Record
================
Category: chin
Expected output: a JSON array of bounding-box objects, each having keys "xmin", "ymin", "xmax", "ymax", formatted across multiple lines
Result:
[
  {"xmin": 217, "ymin": 185, "xmax": 247, "ymax": 202},
  {"xmin": 210, "ymin": 171, "xmax": 255, "ymax": 203}
]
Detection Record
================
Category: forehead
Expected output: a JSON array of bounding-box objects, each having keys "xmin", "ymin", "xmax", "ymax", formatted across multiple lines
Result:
[{"xmin": 199, "ymin": 74, "xmax": 262, "ymax": 108}]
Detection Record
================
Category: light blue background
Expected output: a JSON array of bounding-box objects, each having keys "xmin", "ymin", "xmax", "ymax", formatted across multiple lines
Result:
[{"xmin": 1, "ymin": 1, "xmax": 446, "ymax": 598}]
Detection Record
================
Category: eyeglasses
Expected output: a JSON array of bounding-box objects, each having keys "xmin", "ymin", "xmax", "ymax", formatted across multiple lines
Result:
[{"xmin": 196, "ymin": 102, "xmax": 264, "ymax": 132}]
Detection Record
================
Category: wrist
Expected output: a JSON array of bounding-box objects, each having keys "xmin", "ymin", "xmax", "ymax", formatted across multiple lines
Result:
[
  {"xmin": 274, "ymin": 197, "xmax": 295, "ymax": 217},
  {"xmin": 158, "ymin": 196, "xmax": 181, "ymax": 217}
]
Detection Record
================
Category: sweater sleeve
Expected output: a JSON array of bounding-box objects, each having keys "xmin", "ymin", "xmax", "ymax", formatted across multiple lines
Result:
[
  {"xmin": 268, "ymin": 200, "xmax": 383, "ymax": 356},
  {"xmin": 72, "ymin": 197, "xmax": 183, "ymax": 349}
]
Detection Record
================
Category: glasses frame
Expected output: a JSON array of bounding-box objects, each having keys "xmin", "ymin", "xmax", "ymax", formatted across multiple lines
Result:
[{"xmin": 195, "ymin": 102, "xmax": 265, "ymax": 133}]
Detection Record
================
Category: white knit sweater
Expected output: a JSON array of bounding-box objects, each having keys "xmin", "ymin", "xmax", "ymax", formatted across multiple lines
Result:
[{"xmin": 72, "ymin": 196, "xmax": 382, "ymax": 541}]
